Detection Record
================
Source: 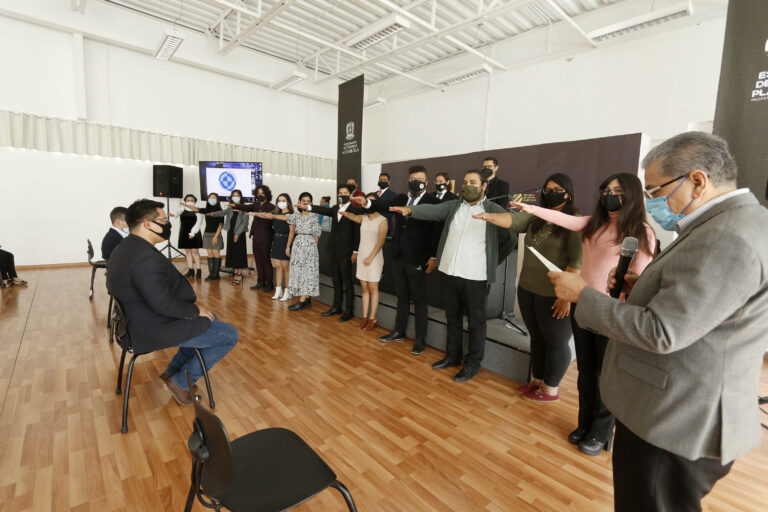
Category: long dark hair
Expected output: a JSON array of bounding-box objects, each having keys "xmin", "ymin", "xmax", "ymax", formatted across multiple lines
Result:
[
  {"xmin": 582, "ymin": 173, "xmax": 653, "ymax": 255},
  {"xmin": 531, "ymin": 173, "xmax": 577, "ymax": 237},
  {"xmin": 273, "ymin": 193, "xmax": 294, "ymax": 214}
]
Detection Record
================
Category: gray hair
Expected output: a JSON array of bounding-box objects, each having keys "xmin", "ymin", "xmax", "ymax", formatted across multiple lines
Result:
[{"xmin": 642, "ymin": 131, "xmax": 737, "ymax": 186}]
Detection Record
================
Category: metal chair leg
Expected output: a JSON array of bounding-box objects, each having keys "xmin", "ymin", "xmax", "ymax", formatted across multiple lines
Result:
[
  {"xmin": 89, "ymin": 266, "xmax": 97, "ymax": 300},
  {"xmin": 184, "ymin": 480, "xmax": 196, "ymax": 512},
  {"xmin": 193, "ymin": 349, "xmax": 215, "ymax": 409},
  {"xmin": 121, "ymin": 354, "xmax": 138, "ymax": 434},
  {"xmin": 330, "ymin": 481, "xmax": 357, "ymax": 512},
  {"xmin": 107, "ymin": 296, "xmax": 114, "ymax": 329},
  {"xmin": 116, "ymin": 349, "xmax": 127, "ymax": 395}
]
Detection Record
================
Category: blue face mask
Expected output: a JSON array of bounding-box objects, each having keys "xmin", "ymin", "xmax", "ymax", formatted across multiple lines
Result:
[{"xmin": 645, "ymin": 177, "xmax": 694, "ymax": 231}]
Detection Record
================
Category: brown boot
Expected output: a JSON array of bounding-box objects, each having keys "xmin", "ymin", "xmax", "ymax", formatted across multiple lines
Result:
[
  {"xmin": 365, "ymin": 318, "xmax": 378, "ymax": 331},
  {"xmin": 358, "ymin": 318, "xmax": 369, "ymax": 330},
  {"xmin": 164, "ymin": 380, "xmax": 194, "ymax": 406}
]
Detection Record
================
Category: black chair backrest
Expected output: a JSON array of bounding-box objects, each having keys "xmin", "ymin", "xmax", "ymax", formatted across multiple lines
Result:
[
  {"xmin": 187, "ymin": 372, "xmax": 236, "ymax": 497},
  {"xmin": 87, "ymin": 239, "xmax": 95, "ymax": 262},
  {"xmin": 112, "ymin": 299, "xmax": 131, "ymax": 350}
]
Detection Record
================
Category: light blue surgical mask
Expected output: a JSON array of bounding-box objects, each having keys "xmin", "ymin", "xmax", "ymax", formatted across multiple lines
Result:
[
  {"xmin": 208, "ymin": 198, "xmax": 217, "ymax": 206},
  {"xmin": 231, "ymin": 196, "xmax": 241, "ymax": 204},
  {"xmin": 645, "ymin": 177, "xmax": 694, "ymax": 231}
]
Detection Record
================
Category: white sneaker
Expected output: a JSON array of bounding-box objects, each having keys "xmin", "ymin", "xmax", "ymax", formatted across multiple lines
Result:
[
  {"xmin": 279, "ymin": 289, "xmax": 292, "ymax": 302},
  {"xmin": 271, "ymin": 287, "xmax": 282, "ymax": 300}
]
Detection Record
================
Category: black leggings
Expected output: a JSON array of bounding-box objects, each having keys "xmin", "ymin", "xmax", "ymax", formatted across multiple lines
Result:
[
  {"xmin": 517, "ymin": 287, "xmax": 573, "ymax": 387},
  {"xmin": 571, "ymin": 305, "xmax": 614, "ymax": 443},
  {"xmin": 0, "ymin": 249, "xmax": 18, "ymax": 280}
]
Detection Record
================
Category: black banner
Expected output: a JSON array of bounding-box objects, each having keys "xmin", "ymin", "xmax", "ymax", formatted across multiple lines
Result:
[
  {"xmin": 336, "ymin": 75, "xmax": 364, "ymax": 187},
  {"xmin": 713, "ymin": 1, "xmax": 768, "ymax": 206}
]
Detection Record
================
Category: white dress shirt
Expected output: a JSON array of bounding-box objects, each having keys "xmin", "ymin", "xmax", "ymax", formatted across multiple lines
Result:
[
  {"xmin": 111, "ymin": 226, "xmax": 129, "ymax": 239},
  {"xmin": 337, "ymin": 201, "xmax": 351, "ymax": 222},
  {"xmin": 377, "ymin": 187, "xmax": 389, "ymax": 198},
  {"xmin": 438, "ymin": 201, "xmax": 487, "ymax": 281},
  {"xmin": 436, "ymin": 190, "xmax": 446, "ymax": 201}
]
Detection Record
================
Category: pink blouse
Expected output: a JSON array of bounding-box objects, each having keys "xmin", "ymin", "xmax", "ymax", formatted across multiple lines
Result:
[{"xmin": 527, "ymin": 205, "xmax": 656, "ymax": 295}]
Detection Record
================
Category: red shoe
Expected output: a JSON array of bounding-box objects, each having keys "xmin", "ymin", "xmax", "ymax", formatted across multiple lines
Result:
[
  {"xmin": 522, "ymin": 388, "xmax": 559, "ymax": 403},
  {"xmin": 516, "ymin": 383, "xmax": 539, "ymax": 394}
]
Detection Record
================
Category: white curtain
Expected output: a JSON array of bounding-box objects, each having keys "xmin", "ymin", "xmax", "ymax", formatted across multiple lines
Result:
[{"xmin": 0, "ymin": 110, "xmax": 336, "ymax": 179}]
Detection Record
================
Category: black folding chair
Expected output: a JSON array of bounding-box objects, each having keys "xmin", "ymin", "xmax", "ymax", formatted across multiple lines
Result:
[
  {"xmin": 113, "ymin": 302, "xmax": 215, "ymax": 433},
  {"xmin": 87, "ymin": 239, "xmax": 107, "ymax": 300},
  {"xmin": 184, "ymin": 371, "xmax": 357, "ymax": 512}
]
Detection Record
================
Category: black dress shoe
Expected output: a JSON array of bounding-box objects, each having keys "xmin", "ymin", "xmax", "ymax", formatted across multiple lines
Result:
[
  {"xmin": 321, "ymin": 307, "xmax": 342, "ymax": 316},
  {"xmin": 184, "ymin": 269, "xmax": 195, "ymax": 278},
  {"xmin": 578, "ymin": 434, "xmax": 608, "ymax": 456},
  {"xmin": 452, "ymin": 366, "xmax": 479, "ymax": 383},
  {"xmin": 250, "ymin": 283, "xmax": 265, "ymax": 290},
  {"xmin": 432, "ymin": 358, "xmax": 461, "ymax": 370},
  {"xmin": 338, "ymin": 314, "xmax": 353, "ymax": 322},
  {"xmin": 411, "ymin": 338, "xmax": 426, "ymax": 355},
  {"xmin": 288, "ymin": 300, "xmax": 309, "ymax": 311},
  {"xmin": 379, "ymin": 331, "xmax": 406, "ymax": 343},
  {"xmin": 195, "ymin": 269, "xmax": 201, "ymax": 279},
  {"xmin": 568, "ymin": 427, "xmax": 588, "ymax": 445}
]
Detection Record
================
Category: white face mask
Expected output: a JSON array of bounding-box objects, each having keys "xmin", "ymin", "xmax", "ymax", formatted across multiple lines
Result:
[
  {"xmin": 208, "ymin": 198, "xmax": 217, "ymax": 206},
  {"xmin": 186, "ymin": 200, "xmax": 195, "ymax": 206},
  {"xmin": 277, "ymin": 201, "xmax": 288, "ymax": 210},
  {"xmin": 231, "ymin": 196, "xmax": 241, "ymax": 204}
]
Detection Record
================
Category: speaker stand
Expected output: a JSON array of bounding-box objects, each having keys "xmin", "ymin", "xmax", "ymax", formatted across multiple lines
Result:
[{"xmin": 157, "ymin": 196, "xmax": 186, "ymax": 260}]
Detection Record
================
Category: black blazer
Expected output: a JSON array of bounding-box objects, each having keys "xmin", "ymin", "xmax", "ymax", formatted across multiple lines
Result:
[
  {"xmin": 107, "ymin": 235, "xmax": 210, "ymax": 354},
  {"xmin": 436, "ymin": 190, "xmax": 458, "ymax": 203},
  {"xmin": 101, "ymin": 228, "xmax": 124, "ymax": 260},
  {"xmin": 376, "ymin": 188, "xmax": 397, "ymax": 235},
  {"xmin": 486, "ymin": 177, "xmax": 510, "ymax": 208},
  {"xmin": 368, "ymin": 192, "xmax": 441, "ymax": 267},
  {"xmin": 310, "ymin": 204, "xmax": 362, "ymax": 257}
]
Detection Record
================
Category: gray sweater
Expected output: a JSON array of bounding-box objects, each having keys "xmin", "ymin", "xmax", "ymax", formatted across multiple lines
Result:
[
  {"xmin": 409, "ymin": 198, "xmax": 514, "ymax": 283},
  {"xmin": 210, "ymin": 207, "xmax": 250, "ymax": 236}
]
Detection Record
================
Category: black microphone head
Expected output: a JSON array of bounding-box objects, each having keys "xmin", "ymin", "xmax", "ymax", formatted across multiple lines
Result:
[{"xmin": 620, "ymin": 237, "xmax": 639, "ymax": 257}]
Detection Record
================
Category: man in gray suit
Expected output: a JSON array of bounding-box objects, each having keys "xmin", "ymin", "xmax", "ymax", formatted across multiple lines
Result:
[{"xmin": 549, "ymin": 132, "xmax": 768, "ymax": 512}]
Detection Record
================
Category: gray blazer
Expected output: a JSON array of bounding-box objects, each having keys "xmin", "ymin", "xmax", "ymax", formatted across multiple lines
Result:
[
  {"xmin": 575, "ymin": 192, "xmax": 768, "ymax": 463},
  {"xmin": 210, "ymin": 207, "xmax": 250, "ymax": 236},
  {"xmin": 410, "ymin": 198, "xmax": 514, "ymax": 283}
]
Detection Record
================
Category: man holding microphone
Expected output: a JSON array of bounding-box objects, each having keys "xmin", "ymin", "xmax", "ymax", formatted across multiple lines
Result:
[{"xmin": 548, "ymin": 132, "xmax": 768, "ymax": 511}]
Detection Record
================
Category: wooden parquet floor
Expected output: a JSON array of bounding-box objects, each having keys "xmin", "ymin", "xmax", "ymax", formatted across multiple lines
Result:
[{"xmin": 1, "ymin": 266, "xmax": 767, "ymax": 511}]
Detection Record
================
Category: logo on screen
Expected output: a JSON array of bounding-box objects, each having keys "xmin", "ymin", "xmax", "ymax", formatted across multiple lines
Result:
[
  {"xmin": 345, "ymin": 121, "xmax": 355, "ymax": 141},
  {"xmin": 219, "ymin": 172, "xmax": 236, "ymax": 191}
]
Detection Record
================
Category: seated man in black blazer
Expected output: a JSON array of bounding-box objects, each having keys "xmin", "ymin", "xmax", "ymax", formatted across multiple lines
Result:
[
  {"xmin": 434, "ymin": 172, "xmax": 458, "ymax": 202},
  {"xmin": 107, "ymin": 199, "xmax": 238, "ymax": 406},
  {"xmin": 482, "ymin": 156, "xmax": 510, "ymax": 208},
  {"xmin": 353, "ymin": 165, "xmax": 441, "ymax": 355},
  {"xmin": 101, "ymin": 206, "xmax": 128, "ymax": 260},
  {"xmin": 301, "ymin": 185, "xmax": 363, "ymax": 322}
]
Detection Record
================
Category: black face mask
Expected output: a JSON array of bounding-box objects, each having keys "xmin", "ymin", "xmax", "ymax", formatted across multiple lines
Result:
[
  {"xmin": 602, "ymin": 193, "xmax": 624, "ymax": 212},
  {"xmin": 377, "ymin": 181, "xmax": 388, "ymax": 190},
  {"xmin": 338, "ymin": 195, "xmax": 351, "ymax": 204},
  {"xmin": 542, "ymin": 191, "xmax": 568, "ymax": 208},
  {"xmin": 346, "ymin": 184, "xmax": 356, "ymax": 193},
  {"xmin": 408, "ymin": 180, "xmax": 426, "ymax": 194},
  {"xmin": 436, "ymin": 183, "xmax": 447, "ymax": 191},
  {"xmin": 150, "ymin": 220, "xmax": 172, "ymax": 240},
  {"xmin": 256, "ymin": 194, "xmax": 266, "ymax": 202}
]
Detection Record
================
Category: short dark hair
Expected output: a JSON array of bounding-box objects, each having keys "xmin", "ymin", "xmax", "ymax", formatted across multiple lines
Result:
[
  {"xmin": 366, "ymin": 192, "xmax": 378, "ymax": 201},
  {"xmin": 409, "ymin": 165, "xmax": 427, "ymax": 175},
  {"xmin": 346, "ymin": 177, "xmax": 358, "ymax": 185},
  {"xmin": 298, "ymin": 192, "xmax": 313, "ymax": 203},
  {"xmin": 464, "ymin": 169, "xmax": 488, "ymax": 185},
  {"xmin": 338, "ymin": 184, "xmax": 351, "ymax": 193},
  {"xmin": 436, "ymin": 172, "xmax": 451, "ymax": 182},
  {"xmin": 321, "ymin": 196, "xmax": 331, "ymax": 204},
  {"xmin": 255, "ymin": 185, "xmax": 273, "ymax": 201},
  {"xmin": 110, "ymin": 207, "xmax": 128, "ymax": 224},
  {"xmin": 379, "ymin": 172, "xmax": 391, "ymax": 180},
  {"xmin": 482, "ymin": 156, "xmax": 498, "ymax": 166},
  {"xmin": 125, "ymin": 199, "xmax": 164, "ymax": 229}
]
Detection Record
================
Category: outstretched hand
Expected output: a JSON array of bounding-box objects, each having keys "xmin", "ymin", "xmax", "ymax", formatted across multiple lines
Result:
[
  {"xmin": 295, "ymin": 203, "xmax": 309, "ymax": 211},
  {"xmin": 509, "ymin": 201, "xmax": 533, "ymax": 213},
  {"xmin": 389, "ymin": 206, "xmax": 412, "ymax": 216},
  {"xmin": 350, "ymin": 196, "xmax": 366, "ymax": 206}
]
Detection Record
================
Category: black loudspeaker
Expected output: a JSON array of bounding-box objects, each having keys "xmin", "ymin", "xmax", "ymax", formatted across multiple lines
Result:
[{"xmin": 153, "ymin": 165, "xmax": 183, "ymax": 198}]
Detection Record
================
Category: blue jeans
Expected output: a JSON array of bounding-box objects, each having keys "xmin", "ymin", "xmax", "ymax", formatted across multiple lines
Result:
[{"xmin": 166, "ymin": 320, "xmax": 238, "ymax": 391}]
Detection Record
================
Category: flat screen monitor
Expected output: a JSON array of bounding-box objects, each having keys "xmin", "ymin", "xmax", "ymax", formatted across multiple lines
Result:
[{"xmin": 199, "ymin": 161, "xmax": 263, "ymax": 201}]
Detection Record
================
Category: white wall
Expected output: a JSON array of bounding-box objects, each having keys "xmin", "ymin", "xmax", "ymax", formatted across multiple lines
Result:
[
  {"xmin": 362, "ymin": 16, "xmax": 726, "ymax": 165},
  {"xmin": 0, "ymin": 147, "xmax": 336, "ymax": 266}
]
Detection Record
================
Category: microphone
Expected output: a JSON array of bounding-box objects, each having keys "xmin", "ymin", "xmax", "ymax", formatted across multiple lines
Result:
[{"xmin": 610, "ymin": 237, "xmax": 639, "ymax": 299}]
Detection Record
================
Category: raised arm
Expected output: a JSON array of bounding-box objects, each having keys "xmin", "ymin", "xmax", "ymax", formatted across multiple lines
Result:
[
  {"xmin": 339, "ymin": 211, "xmax": 363, "ymax": 224},
  {"xmin": 408, "ymin": 200, "xmax": 454, "ymax": 222},
  {"xmin": 307, "ymin": 204, "xmax": 334, "ymax": 217},
  {"xmin": 511, "ymin": 202, "xmax": 589, "ymax": 232},
  {"xmin": 472, "ymin": 211, "xmax": 513, "ymax": 229}
]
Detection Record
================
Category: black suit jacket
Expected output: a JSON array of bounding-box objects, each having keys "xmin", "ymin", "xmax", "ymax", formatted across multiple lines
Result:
[
  {"xmin": 107, "ymin": 235, "xmax": 210, "ymax": 354},
  {"xmin": 436, "ymin": 190, "xmax": 458, "ymax": 203},
  {"xmin": 101, "ymin": 228, "xmax": 124, "ymax": 260},
  {"xmin": 486, "ymin": 177, "xmax": 510, "ymax": 208},
  {"xmin": 376, "ymin": 188, "xmax": 397, "ymax": 235},
  {"xmin": 368, "ymin": 192, "xmax": 441, "ymax": 267},
  {"xmin": 310, "ymin": 205, "xmax": 362, "ymax": 257}
]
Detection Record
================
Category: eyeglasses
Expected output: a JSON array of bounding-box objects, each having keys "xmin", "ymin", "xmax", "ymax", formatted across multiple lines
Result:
[
  {"xmin": 644, "ymin": 175, "xmax": 686, "ymax": 200},
  {"xmin": 601, "ymin": 187, "xmax": 625, "ymax": 196},
  {"xmin": 541, "ymin": 187, "xmax": 566, "ymax": 195}
]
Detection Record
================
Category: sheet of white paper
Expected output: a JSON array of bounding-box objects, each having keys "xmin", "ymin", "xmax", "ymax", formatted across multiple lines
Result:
[{"xmin": 527, "ymin": 246, "xmax": 563, "ymax": 272}]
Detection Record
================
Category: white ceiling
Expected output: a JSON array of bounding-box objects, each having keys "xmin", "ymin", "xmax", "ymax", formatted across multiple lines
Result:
[{"xmin": 94, "ymin": 0, "xmax": 726, "ymax": 99}]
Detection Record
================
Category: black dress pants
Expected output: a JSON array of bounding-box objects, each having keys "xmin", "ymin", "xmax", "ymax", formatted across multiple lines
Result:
[
  {"xmin": 443, "ymin": 273, "xmax": 489, "ymax": 369},
  {"xmin": 252, "ymin": 237, "xmax": 273, "ymax": 286},
  {"xmin": 0, "ymin": 249, "xmax": 17, "ymax": 279},
  {"xmin": 613, "ymin": 421, "xmax": 733, "ymax": 512},
  {"xmin": 330, "ymin": 253, "xmax": 355, "ymax": 313},
  {"xmin": 391, "ymin": 258, "xmax": 428, "ymax": 339},
  {"xmin": 571, "ymin": 307, "xmax": 614, "ymax": 443}
]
